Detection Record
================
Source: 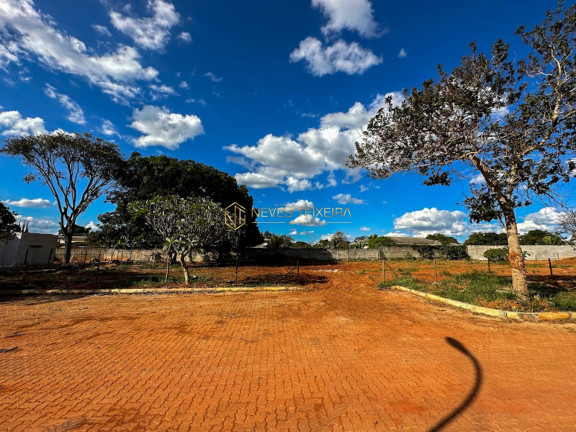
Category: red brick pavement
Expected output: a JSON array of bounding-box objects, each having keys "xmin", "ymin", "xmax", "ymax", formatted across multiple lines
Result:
[{"xmin": 1, "ymin": 265, "xmax": 576, "ymax": 431}]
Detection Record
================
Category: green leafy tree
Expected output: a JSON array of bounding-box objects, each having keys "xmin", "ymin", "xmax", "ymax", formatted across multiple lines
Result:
[
  {"xmin": 1, "ymin": 133, "xmax": 123, "ymax": 263},
  {"xmin": 133, "ymin": 196, "xmax": 233, "ymax": 285},
  {"xmin": 92, "ymin": 153, "xmax": 262, "ymax": 248},
  {"xmin": 263, "ymin": 231, "xmax": 293, "ymax": 249},
  {"xmin": 464, "ymin": 232, "xmax": 508, "ymax": 246},
  {"xmin": 483, "ymin": 248, "xmax": 509, "ymax": 262},
  {"xmin": 0, "ymin": 202, "xmax": 20, "ymax": 242},
  {"xmin": 350, "ymin": 5, "xmax": 576, "ymax": 294},
  {"xmin": 367, "ymin": 234, "xmax": 396, "ymax": 248},
  {"xmin": 519, "ymin": 229, "xmax": 565, "ymax": 245},
  {"xmin": 330, "ymin": 231, "xmax": 350, "ymax": 249},
  {"xmin": 293, "ymin": 241, "xmax": 312, "ymax": 248},
  {"xmin": 426, "ymin": 233, "xmax": 459, "ymax": 245}
]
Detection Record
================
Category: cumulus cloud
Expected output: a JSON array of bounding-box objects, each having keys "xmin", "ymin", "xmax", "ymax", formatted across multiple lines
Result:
[
  {"xmin": 15, "ymin": 215, "xmax": 59, "ymax": 233},
  {"xmin": 178, "ymin": 31, "xmax": 192, "ymax": 43},
  {"xmin": 0, "ymin": 0, "xmax": 158, "ymax": 102},
  {"xmin": 290, "ymin": 37, "xmax": 382, "ymax": 76},
  {"xmin": 360, "ymin": 226, "xmax": 371, "ymax": 231},
  {"xmin": 149, "ymin": 84, "xmax": 177, "ymax": 100},
  {"xmin": 517, "ymin": 207, "xmax": 563, "ymax": 234},
  {"xmin": 312, "ymin": 0, "xmax": 380, "ymax": 38},
  {"xmin": 332, "ymin": 193, "xmax": 365, "ymax": 205},
  {"xmin": 283, "ymin": 200, "xmax": 315, "ymax": 211},
  {"xmin": 227, "ymin": 93, "xmax": 402, "ymax": 191},
  {"xmin": 109, "ymin": 0, "xmax": 180, "ymax": 51},
  {"xmin": 290, "ymin": 214, "xmax": 326, "ymax": 226},
  {"xmin": 44, "ymin": 84, "xmax": 86, "ymax": 124},
  {"xmin": 129, "ymin": 105, "xmax": 204, "ymax": 150},
  {"xmin": 85, "ymin": 221, "xmax": 99, "ymax": 232},
  {"xmin": 4, "ymin": 198, "xmax": 53, "ymax": 208},
  {"xmin": 0, "ymin": 110, "xmax": 46, "ymax": 135},
  {"xmin": 290, "ymin": 229, "xmax": 315, "ymax": 236},
  {"xmin": 398, "ymin": 48, "xmax": 407, "ymax": 58}
]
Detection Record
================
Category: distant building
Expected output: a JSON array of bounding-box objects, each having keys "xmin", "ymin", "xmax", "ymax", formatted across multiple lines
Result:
[{"xmin": 0, "ymin": 232, "xmax": 58, "ymax": 267}]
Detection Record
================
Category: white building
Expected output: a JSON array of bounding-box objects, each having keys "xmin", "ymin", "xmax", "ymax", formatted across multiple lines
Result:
[{"xmin": 0, "ymin": 232, "xmax": 58, "ymax": 267}]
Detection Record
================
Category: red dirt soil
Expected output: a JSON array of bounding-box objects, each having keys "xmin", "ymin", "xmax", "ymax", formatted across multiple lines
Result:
[{"xmin": 0, "ymin": 262, "xmax": 575, "ymax": 431}]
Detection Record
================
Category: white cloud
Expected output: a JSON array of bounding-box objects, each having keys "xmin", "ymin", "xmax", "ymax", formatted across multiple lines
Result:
[
  {"xmin": 0, "ymin": 0, "xmax": 158, "ymax": 102},
  {"xmin": 398, "ymin": 48, "xmax": 407, "ymax": 58},
  {"xmin": 290, "ymin": 229, "xmax": 315, "ymax": 236},
  {"xmin": 0, "ymin": 110, "xmax": 46, "ymax": 135},
  {"xmin": 109, "ymin": 0, "xmax": 180, "ymax": 51},
  {"xmin": 85, "ymin": 221, "xmax": 99, "ymax": 232},
  {"xmin": 4, "ymin": 198, "xmax": 53, "ymax": 208},
  {"xmin": 44, "ymin": 84, "xmax": 86, "ymax": 124},
  {"xmin": 360, "ymin": 226, "xmax": 371, "ymax": 231},
  {"xmin": 92, "ymin": 24, "xmax": 111, "ymax": 37},
  {"xmin": 290, "ymin": 37, "xmax": 382, "ymax": 76},
  {"xmin": 15, "ymin": 215, "xmax": 59, "ymax": 233},
  {"xmin": 283, "ymin": 200, "xmax": 315, "ymax": 211},
  {"xmin": 312, "ymin": 0, "xmax": 380, "ymax": 38},
  {"xmin": 101, "ymin": 119, "xmax": 119, "ymax": 136},
  {"xmin": 149, "ymin": 84, "xmax": 177, "ymax": 100},
  {"xmin": 332, "ymin": 193, "xmax": 365, "ymax": 205},
  {"xmin": 130, "ymin": 105, "xmax": 204, "ymax": 150},
  {"xmin": 227, "ymin": 92, "xmax": 403, "ymax": 191},
  {"xmin": 177, "ymin": 31, "xmax": 192, "ymax": 43},
  {"xmin": 290, "ymin": 214, "xmax": 326, "ymax": 226},
  {"xmin": 179, "ymin": 80, "xmax": 189, "ymax": 89},
  {"xmin": 517, "ymin": 207, "xmax": 563, "ymax": 234},
  {"xmin": 360, "ymin": 185, "xmax": 369, "ymax": 192},
  {"xmin": 469, "ymin": 173, "xmax": 486, "ymax": 185},
  {"xmin": 204, "ymin": 72, "xmax": 223, "ymax": 83}
]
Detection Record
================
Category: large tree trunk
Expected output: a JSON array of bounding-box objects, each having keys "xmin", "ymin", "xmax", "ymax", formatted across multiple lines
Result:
[
  {"xmin": 502, "ymin": 209, "xmax": 528, "ymax": 296},
  {"xmin": 179, "ymin": 252, "xmax": 190, "ymax": 285},
  {"xmin": 63, "ymin": 231, "xmax": 73, "ymax": 264}
]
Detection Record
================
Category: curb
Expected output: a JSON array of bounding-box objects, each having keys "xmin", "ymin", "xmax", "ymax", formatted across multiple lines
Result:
[
  {"xmin": 0, "ymin": 286, "xmax": 301, "ymax": 296},
  {"xmin": 390, "ymin": 285, "xmax": 576, "ymax": 322}
]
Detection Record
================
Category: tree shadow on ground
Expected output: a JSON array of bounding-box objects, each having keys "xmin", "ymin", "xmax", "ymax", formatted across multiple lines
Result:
[
  {"xmin": 0, "ymin": 294, "xmax": 92, "ymax": 306},
  {"xmin": 429, "ymin": 337, "xmax": 483, "ymax": 431},
  {"xmin": 528, "ymin": 275, "xmax": 576, "ymax": 293}
]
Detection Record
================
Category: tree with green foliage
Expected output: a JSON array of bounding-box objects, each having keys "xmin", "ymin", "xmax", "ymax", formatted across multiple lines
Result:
[
  {"xmin": 519, "ymin": 229, "xmax": 565, "ymax": 245},
  {"xmin": 367, "ymin": 234, "xmax": 396, "ymax": 248},
  {"xmin": 426, "ymin": 233, "xmax": 459, "ymax": 245},
  {"xmin": 92, "ymin": 153, "xmax": 262, "ymax": 249},
  {"xmin": 483, "ymin": 248, "xmax": 509, "ymax": 262},
  {"xmin": 133, "ymin": 196, "xmax": 233, "ymax": 285},
  {"xmin": 1, "ymin": 133, "xmax": 123, "ymax": 263},
  {"xmin": 464, "ymin": 232, "xmax": 508, "ymax": 246},
  {"xmin": 293, "ymin": 241, "xmax": 312, "ymax": 249},
  {"xmin": 263, "ymin": 231, "xmax": 293, "ymax": 249},
  {"xmin": 350, "ymin": 4, "xmax": 576, "ymax": 294},
  {"xmin": 0, "ymin": 202, "xmax": 20, "ymax": 242},
  {"xmin": 330, "ymin": 231, "xmax": 350, "ymax": 249}
]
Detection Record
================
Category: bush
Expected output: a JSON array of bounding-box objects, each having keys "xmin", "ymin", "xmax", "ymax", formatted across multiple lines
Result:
[
  {"xmin": 483, "ymin": 248, "xmax": 509, "ymax": 262},
  {"xmin": 411, "ymin": 245, "xmax": 470, "ymax": 260}
]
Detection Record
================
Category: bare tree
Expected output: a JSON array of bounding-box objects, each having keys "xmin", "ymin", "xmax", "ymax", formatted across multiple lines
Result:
[
  {"xmin": 559, "ymin": 210, "xmax": 576, "ymax": 241},
  {"xmin": 1, "ymin": 132, "xmax": 123, "ymax": 263},
  {"xmin": 349, "ymin": 4, "xmax": 576, "ymax": 295}
]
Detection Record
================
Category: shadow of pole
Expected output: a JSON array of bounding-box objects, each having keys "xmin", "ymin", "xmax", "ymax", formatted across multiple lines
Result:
[{"xmin": 429, "ymin": 337, "xmax": 483, "ymax": 432}]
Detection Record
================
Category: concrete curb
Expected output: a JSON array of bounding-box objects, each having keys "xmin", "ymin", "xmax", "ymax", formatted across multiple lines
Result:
[
  {"xmin": 0, "ymin": 286, "xmax": 301, "ymax": 296},
  {"xmin": 390, "ymin": 285, "xmax": 576, "ymax": 322}
]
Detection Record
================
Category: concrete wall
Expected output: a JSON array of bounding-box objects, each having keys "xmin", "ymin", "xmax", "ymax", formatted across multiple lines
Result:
[
  {"xmin": 466, "ymin": 245, "xmax": 576, "ymax": 261},
  {"xmin": 0, "ymin": 233, "xmax": 58, "ymax": 267},
  {"xmin": 240, "ymin": 247, "xmax": 423, "ymax": 262}
]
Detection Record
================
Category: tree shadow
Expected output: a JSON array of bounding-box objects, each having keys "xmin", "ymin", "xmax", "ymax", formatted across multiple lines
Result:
[
  {"xmin": 528, "ymin": 275, "xmax": 576, "ymax": 293},
  {"xmin": 429, "ymin": 337, "xmax": 483, "ymax": 431},
  {"xmin": 239, "ymin": 273, "xmax": 329, "ymax": 286}
]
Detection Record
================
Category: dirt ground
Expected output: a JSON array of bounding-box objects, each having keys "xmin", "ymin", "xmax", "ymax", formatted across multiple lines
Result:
[{"xmin": 1, "ymin": 262, "xmax": 576, "ymax": 431}]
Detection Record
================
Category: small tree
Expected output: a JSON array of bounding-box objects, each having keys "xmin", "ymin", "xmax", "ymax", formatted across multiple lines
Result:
[
  {"xmin": 0, "ymin": 202, "xmax": 20, "ymax": 242},
  {"xmin": 331, "ymin": 231, "xmax": 349, "ymax": 249},
  {"xmin": 559, "ymin": 209, "xmax": 576, "ymax": 241},
  {"xmin": 133, "ymin": 196, "xmax": 233, "ymax": 285},
  {"xmin": 264, "ymin": 231, "xmax": 294, "ymax": 249},
  {"xmin": 426, "ymin": 233, "xmax": 459, "ymax": 245},
  {"xmin": 349, "ymin": 4, "xmax": 576, "ymax": 295},
  {"xmin": 367, "ymin": 234, "xmax": 396, "ymax": 248},
  {"xmin": 1, "ymin": 133, "xmax": 123, "ymax": 263}
]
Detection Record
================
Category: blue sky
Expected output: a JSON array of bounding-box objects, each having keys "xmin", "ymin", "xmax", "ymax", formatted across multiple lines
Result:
[{"xmin": 0, "ymin": 0, "xmax": 574, "ymax": 242}]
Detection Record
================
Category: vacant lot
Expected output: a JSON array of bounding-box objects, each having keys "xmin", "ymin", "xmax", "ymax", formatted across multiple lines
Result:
[{"xmin": 1, "ymin": 262, "xmax": 576, "ymax": 431}]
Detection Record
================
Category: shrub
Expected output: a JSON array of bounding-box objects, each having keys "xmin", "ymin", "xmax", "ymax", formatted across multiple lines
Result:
[{"xmin": 483, "ymin": 248, "xmax": 509, "ymax": 262}]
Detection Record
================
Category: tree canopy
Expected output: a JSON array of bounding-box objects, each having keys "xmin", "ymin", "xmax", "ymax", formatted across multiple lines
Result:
[
  {"xmin": 464, "ymin": 232, "xmax": 508, "ymax": 246},
  {"xmin": 426, "ymin": 233, "xmax": 459, "ymax": 245},
  {"xmin": 519, "ymin": 229, "xmax": 566, "ymax": 245},
  {"xmin": 92, "ymin": 153, "xmax": 262, "ymax": 248},
  {"xmin": 0, "ymin": 202, "xmax": 20, "ymax": 242},
  {"xmin": 349, "ymin": 4, "xmax": 576, "ymax": 294},
  {"xmin": 1, "ymin": 132, "xmax": 123, "ymax": 263},
  {"xmin": 367, "ymin": 234, "xmax": 396, "ymax": 248}
]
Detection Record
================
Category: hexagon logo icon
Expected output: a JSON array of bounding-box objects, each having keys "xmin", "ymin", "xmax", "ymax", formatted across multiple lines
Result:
[{"xmin": 225, "ymin": 202, "xmax": 246, "ymax": 230}]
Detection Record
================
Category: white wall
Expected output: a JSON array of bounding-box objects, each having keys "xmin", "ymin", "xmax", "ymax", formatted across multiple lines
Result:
[{"xmin": 0, "ymin": 233, "xmax": 58, "ymax": 267}]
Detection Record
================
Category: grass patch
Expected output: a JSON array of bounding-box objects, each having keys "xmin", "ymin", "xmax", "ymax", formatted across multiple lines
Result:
[{"xmin": 380, "ymin": 270, "xmax": 575, "ymax": 312}]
